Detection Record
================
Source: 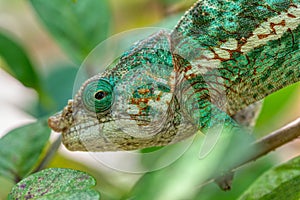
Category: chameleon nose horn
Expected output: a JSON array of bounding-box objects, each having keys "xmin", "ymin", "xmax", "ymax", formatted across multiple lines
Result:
[
  {"xmin": 48, "ymin": 112, "xmax": 64, "ymax": 132},
  {"xmin": 48, "ymin": 99, "xmax": 74, "ymax": 132}
]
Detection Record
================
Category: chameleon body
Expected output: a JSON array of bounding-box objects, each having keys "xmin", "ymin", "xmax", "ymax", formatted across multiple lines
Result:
[{"xmin": 48, "ymin": 0, "xmax": 300, "ymax": 151}]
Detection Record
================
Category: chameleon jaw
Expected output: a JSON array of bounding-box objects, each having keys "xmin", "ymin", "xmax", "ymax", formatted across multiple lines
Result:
[
  {"xmin": 48, "ymin": 98, "xmax": 122, "ymax": 151},
  {"xmin": 48, "ymin": 100, "xmax": 90, "ymax": 151}
]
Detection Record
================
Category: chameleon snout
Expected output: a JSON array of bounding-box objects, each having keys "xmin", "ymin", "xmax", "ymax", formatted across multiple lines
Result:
[
  {"xmin": 48, "ymin": 100, "xmax": 74, "ymax": 133},
  {"xmin": 48, "ymin": 112, "xmax": 64, "ymax": 132}
]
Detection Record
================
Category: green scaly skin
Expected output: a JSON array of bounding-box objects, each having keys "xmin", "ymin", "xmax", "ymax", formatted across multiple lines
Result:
[{"xmin": 48, "ymin": 0, "xmax": 300, "ymax": 151}]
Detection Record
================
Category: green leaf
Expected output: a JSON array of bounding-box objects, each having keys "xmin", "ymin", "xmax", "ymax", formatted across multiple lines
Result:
[
  {"xmin": 29, "ymin": 0, "xmax": 111, "ymax": 63},
  {"xmin": 255, "ymin": 82, "xmax": 300, "ymax": 135},
  {"xmin": 0, "ymin": 31, "xmax": 40, "ymax": 91},
  {"xmin": 8, "ymin": 168, "xmax": 100, "ymax": 200},
  {"xmin": 0, "ymin": 120, "xmax": 50, "ymax": 182},
  {"xmin": 239, "ymin": 156, "xmax": 300, "ymax": 200}
]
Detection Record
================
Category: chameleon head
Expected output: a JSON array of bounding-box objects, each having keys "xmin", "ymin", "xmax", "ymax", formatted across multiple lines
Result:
[
  {"xmin": 48, "ymin": 75, "xmax": 125, "ymax": 151},
  {"xmin": 48, "ymin": 31, "xmax": 197, "ymax": 152},
  {"xmin": 48, "ymin": 69, "xmax": 193, "ymax": 151}
]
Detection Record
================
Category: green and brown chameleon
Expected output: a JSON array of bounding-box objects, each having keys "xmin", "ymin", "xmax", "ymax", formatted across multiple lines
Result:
[{"xmin": 48, "ymin": 0, "xmax": 300, "ymax": 152}]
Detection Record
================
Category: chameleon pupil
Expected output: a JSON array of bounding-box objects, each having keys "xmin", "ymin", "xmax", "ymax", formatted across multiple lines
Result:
[{"xmin": 94, "ymin": 91, "xmax": 106, "ymax": 100}]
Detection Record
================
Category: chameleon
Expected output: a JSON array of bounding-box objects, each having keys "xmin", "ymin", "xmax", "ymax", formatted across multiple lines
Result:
[{"xmin": 48, "ymin": 0, "xmax": 300, "ymax": 152}]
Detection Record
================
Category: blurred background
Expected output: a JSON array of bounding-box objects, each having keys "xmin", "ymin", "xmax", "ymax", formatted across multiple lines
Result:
[{"xmin": 0, "ymin": 0, "xmax": 299, "ymax": 199}]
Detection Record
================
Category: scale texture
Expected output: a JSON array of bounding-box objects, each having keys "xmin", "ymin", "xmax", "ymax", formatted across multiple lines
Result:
[{"xmin": 48, "ymin": 0, "xmax": 300, "ymax": 151}]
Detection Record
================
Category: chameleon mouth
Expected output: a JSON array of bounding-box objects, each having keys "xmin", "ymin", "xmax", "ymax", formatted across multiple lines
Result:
[
  {"xmin": 66, "ymin": 117, "xmax": 151, "ymax": 134},
  {"xmin": 59, "ymin": 118, "xmax": 104, "ymax": 151},
  {"xmin": 62, "ymin": 117, "xmax": 152, "ymax": 142}
]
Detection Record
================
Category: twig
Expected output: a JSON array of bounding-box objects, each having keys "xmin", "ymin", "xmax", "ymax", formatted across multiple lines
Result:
[
  {"xmin": 202, "ymin": 117, "xmax": 300, "ymax": 189},
  {"xmin": 32, "ymin": 134, "xmax": 62, "ymax": 173},
  {"xmin": 239, "ymin": 117, "xmax": 300, "ymax": 168}
]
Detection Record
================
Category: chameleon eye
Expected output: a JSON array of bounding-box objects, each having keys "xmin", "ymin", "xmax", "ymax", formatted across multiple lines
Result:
[
  {"xmin": 82, "ymin": 79, "xmax": 114, "ymax": 113},
  {"xmin": 94, "ymin": 90, "xmax": 106, "ymax": 100}
]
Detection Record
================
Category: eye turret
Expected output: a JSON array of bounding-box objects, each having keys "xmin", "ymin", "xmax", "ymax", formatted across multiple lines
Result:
[{"xmin": 82, "ymin": 79, "xmax": 114, "ymax": 113}]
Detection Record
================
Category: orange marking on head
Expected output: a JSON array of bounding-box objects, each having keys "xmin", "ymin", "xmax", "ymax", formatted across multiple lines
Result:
[
  {"xmin": 131, "ymin": 98, "xmax": 149, "ymax": 104},
  {"xmin": 185, "ymin": 73, "xmax": 197, "ymax": 80},
  {"xmin": 156, "ymin": 91, "xmax": 163, "ymax": 101},
  {"xmin": 138, "ymin": 88, "xmax": 150, "ymax": 94}
]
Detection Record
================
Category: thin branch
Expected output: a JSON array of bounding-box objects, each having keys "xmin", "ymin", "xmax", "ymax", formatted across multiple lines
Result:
[
  {"xmin": 33, "ymin": 135, "xmax": 62, "ymax": 173},
  {"xmin": 203, "ymin": 117, "xmax": 300, "ymax": 189},
  {"xmin": 239, "ymin": 117, "xmax": 300, "ymax": 168}
]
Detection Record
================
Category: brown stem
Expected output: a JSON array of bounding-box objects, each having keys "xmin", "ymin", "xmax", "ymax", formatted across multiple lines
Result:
[
  {"xmin": 239, "ymin": 117, "xmax": 300, "ymax": 168},
  {"xmin": 204, "ymin": 118, "xmax": 300, "ymax": 189},
  {"xmin": 32, "ymin": 135, "xmax": 62, "ymax": 173}
]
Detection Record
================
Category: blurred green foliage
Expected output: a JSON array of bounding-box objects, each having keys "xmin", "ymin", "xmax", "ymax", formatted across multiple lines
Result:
[
  {"xmin": 0, "ymin": 120, "xmax": 50, "ymax": 182},
  {"xmin": 255, "ymin": 82, "xmax": 300, "ymax": 135},
  {"xmin": 30, "ymin": 0, "xmax": 111, "ymax": 64},
  {"xmin": 0, "ymin": 0, "xmax": 299, "ymax": 200},
  {"xmin": 239, "ymin": 156, "xmax": 300, "ymax": 200},
  {"xmin": 0, "ymin": 32, "xmax": 40, "ymax": 92}
]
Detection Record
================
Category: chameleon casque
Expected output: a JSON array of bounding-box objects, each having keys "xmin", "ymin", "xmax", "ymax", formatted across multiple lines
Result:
[{"xmin": 48, "ymin": 0, "xmax": 300, "ymax": 152}]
